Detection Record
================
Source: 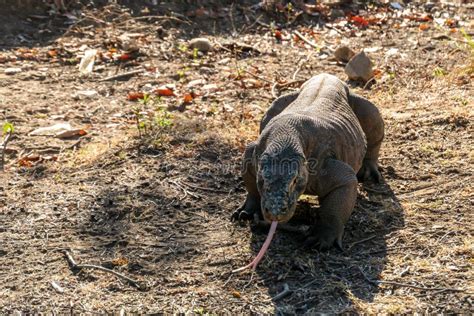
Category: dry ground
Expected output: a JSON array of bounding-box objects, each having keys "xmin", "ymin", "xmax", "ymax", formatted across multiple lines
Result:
[{"xmin": 0, "ymin": 1, "xmax": 473, "ymax": 314}]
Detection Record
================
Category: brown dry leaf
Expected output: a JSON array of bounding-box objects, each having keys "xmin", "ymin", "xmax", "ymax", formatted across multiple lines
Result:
[
  {"xmin": 111, "ymin": 257, "xmax": 129, "ymax": 266},
  {"xmin": 419, "ymin": 24, "xmax": 430, "ymax": 31},
  {"xmin": 127, "ymin": 92, "xmax": 145, "ymax": 101},
  {"xmin": 18, "ymin": 155, "xmax": 41, "ymax": 167},
  {"xmin": 47, "ymin": 50, "xmax": 57, "ymax": 58},
  {"xmin": 274, "ymin": 30, "xmax": 283, "ymax": 41},
  {"xmin": 183, "ymin": 93, "xmax": 194, "ymax": 103},
  {"xmin": 231, "ymin": 290, "xmax": 241, "ymax": 298},
  {"xmin": 56, "ymin": 129, "xmax": 87, "ymax": 139},
  {"xmin": 155, "ymin": 87, "xmax": 176, "ymax": 97},
  {"xmin": 118, "ymin": 53, "xmax": 132, "ymax": 61}
]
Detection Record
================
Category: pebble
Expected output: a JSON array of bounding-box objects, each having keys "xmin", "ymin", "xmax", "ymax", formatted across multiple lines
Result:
[
  {"xmin": 4, "ymin": 68, "xmax": 22, "ymax": 75},
  {"xmin": 189, "ymin": 38, "xmax": 212, "ymax": 52},
  {"xmin": 334, "ymin": 46, "xmax": 355, "ymax": 63},
  {"xmin": 73, "ymin": 90, "xmax": 98, "ymax": 100}
]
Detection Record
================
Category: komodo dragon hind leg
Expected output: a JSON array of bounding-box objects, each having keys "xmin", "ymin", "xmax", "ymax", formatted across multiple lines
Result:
[
  {"xmin": 259, "ymin": 91, "xmax": 299, "ymax": 133},
  {"xmin": 231, "ymin": 142, "xmax": 262, "ymax": 221},
  {"xmin": 348, "ymin": 92, "xmax": 384, "ymax": 183},
  {"xmin": 304, "ymin": 159, "xmax": 358, "ymax": 250}
]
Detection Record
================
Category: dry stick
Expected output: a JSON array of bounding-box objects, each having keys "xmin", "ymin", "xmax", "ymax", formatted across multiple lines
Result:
[
  {"xmin": 358, "ymin": 267, "xmax": 467, "ymax": 292},
  {"xmin": 63, "ymin": 251, "xmax": 143, "ymax": 290},
  {"xmin": 0, "ymin": 131, "xmax": 12, "ymax": 171},
  {"xmin": 242, "ymin": 69, "xmax": 273, "ymax": 84},
  {"xmin": 117, "ymin": 15, "xmax": 188, "ymax": 26},
  {"xmin": 348, "ymin": 235, "xmax": 376, "ymax": 250},
  {"xmin": 363, "ymin": 77, "xmax": 376, "ymax": 90},
  {"xmin": 179, "ymin": 180, "xmax": 230, "ymax": 194},
  {"xmin": 294, "ymin": 30, "xmax": 319, "ymax": 49},
  {"xmin": 272, "ymin": 283, "xmax": 292, "ymax": 302},
  {"xmin": 99, "ymin": 69, "xmax": 144, "ymax": 82}
]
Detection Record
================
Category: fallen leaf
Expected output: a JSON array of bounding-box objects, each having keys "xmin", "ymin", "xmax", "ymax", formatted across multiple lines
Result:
[
  {"xmin": 183, "ymin": 93, "xmax": 194, "ymax": 103},
  {"xmin": 29, "ymin": 123, "xmax": 72, "ymax": 136},
  {"xmin": 127, "ymin": 92, "xmax": 145, "ymax": 101},
  {"xmin": 56, "ymin": 129, "xmax": 87, "ymax": 139},
  {"xmin": 155, "ymin": 87, "xmax": 175, "ymax": 97},
  {"xmin": 445, "ymin": 19, "xmax": 457, "ymax": 28},
  {"xmin": 349, "ymin": 15, "xmax": 369, "ymax": 27},
  {"xmin": 18, "ymin": 155, "xmax": 40, "ymax": 167},
  {"xmin": 419, "ymin": 24, "xmax": 430, "ymax": 31},
  {"xmin": 112, "ymin": 258, "xmax": 129, "ymax": 266},
  {"xmin": 47, "ymin": 50, "xmax": 57, "ymax": 58},
  {"xmin": 118, "ymin": 53, "xmax": 132, "ymax": 61},
  {"xmin": 274, "ymin": 30, "xmax": 283, "ymax": 40},
  {"xmin": 78, "ymin": 49, "xmax": 97, "ymax": 74}
]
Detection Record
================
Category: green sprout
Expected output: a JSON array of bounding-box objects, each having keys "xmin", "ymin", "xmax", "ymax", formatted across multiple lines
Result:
[{"xmin": 3, "ymin": 122, "xmax": 14, "ymax": 135}]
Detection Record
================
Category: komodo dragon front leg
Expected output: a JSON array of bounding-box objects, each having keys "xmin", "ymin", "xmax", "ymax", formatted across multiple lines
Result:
[
  {"xmin": 305, "ymin": 159, "xmax": 358, "ymax": 249},
  {"xmin": 348, "ymin": 92, "xmax": 384, "ymax": 183},
  {"xmin": 231, "ymin": 142, "xmax": 261, "ymax": 221}
]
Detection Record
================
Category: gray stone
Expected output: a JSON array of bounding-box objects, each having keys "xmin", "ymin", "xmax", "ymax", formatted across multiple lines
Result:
[
  {"xmin": 344, "ymin": 51, "xmax": 374, "ymax": 82},
  {"xmin": 334, "ymin": 46, "xmax": 355, "ymax": 63},
  {"xmin": 189, "ymin": 37, "xmax": 212, "ymax": 52}
]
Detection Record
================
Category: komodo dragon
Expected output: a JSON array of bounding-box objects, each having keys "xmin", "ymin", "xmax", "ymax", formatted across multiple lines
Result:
[{"xmin": 232, "ymin": 73, "xmax": 384, "ymax": 251}]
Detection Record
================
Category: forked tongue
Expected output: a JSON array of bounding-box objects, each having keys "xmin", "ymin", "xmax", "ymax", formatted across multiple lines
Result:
[{"xmin": 232, "ymin": 221, "xmax": 278, "ymax": 273}]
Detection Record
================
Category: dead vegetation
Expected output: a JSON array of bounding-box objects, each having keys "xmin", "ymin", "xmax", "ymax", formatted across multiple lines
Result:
[{"xmin": 0, "ymin": 0, "xmax": 473, "ymax": 314}]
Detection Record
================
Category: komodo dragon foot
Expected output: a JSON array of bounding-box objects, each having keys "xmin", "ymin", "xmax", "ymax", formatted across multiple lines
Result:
[
  {"xmin": 231, "ymin": 194, "xmax": 262, "ymax": 221},
  {"xmin": 303, "ymin": 222, "xmax": 344, "ymax": 251},
  {"xmin": 357, "ymin": 159, "xmax": 382, "ymax": 183}
]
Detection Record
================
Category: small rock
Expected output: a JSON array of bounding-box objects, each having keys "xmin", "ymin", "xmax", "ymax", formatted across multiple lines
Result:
[
  {"xmin": 330, "ymin": 9, "xmax": 345, "ymax": 19},
  {"xmin": 334, "ymin": 46, "xmax": 355, "ymax": 63},
  {"xmin": 390, "ymin": 2, "xmax": 403, "ymax": 10},
  {"xmin": 73, "ymin": 90, "xmax": 98, "ymax": 100},
  {"xmin": 189, "ymin": 38, "xmax": 212, "ymax": 52},
  {"xmin": 4, "ymin": 68, "xmax": 22, "ymax": 75},
  {"xmin": 344, "ymin": 51, "xmax": 374, "ymax": 82},
  {"xmin": 187, "ymin": 79, "xmax": 206, "ymax": 88},
  {"xmin": 202, "ymin": 83, "xmax": 218, "ymax": 92}
]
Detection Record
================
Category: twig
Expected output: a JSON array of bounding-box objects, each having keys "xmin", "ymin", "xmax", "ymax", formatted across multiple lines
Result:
[
  {"xmin": 63, "ymin": 250, "xmax": 145, "ymax": 290},
  {"xmin": 271, "ymin": 79, "xmax": 305, "ymax": 98},
  {"xmin": 117, "ymin": 15, "xmax": 189, "ymax": 26},
  {"xmin": 363, "ymin": 77, "xmax": 376, "ymax": 90},
  {"xmin": 229, "ymin": 3, "xmax": 237, "ymax": 36},
  {"xmin": 272, "ymin": 283, "xmax": 292, "ymax": 302},
  {"xmin": 1, "ymin": 131, "xmax": 12, "ymax": 171},
  {"xmin": 99, "ymin": 69, "xmax": 144, "ymax": 82},
  {"xmin": 271, "ymin": 82, "xmax": 279, "ymax": 98},
  {"xmin": 292, "ymin": 53, "xmax": 313, "ymax": 80},
  {"xmin": 179, "ymin": 180, "xmax": 230, "ymax": 194},
  {"xmin": 358, "ymin": 267, "xmax": 467, "ymax": 292},
  {"xmin": 348, "ymin": 235, "xmax": 376, "ymax": 250},
  {"xmin": 294, "ymin": 30, "xmax": 319, "ymax": 49},
  {"xmin": 242, "ymin": 69, "xmax": 273, "ymax": 84}
]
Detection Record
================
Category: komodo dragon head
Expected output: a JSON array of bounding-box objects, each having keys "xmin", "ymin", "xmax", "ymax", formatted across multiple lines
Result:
[{"xmin": 257, "ymin": 149, "xmax": 309, "ymax": 223}]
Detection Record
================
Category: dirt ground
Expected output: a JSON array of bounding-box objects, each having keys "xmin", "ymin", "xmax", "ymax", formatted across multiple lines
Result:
[{"xmin": 0, "ymin": 0, "xmax": 473, "ymax": 314}]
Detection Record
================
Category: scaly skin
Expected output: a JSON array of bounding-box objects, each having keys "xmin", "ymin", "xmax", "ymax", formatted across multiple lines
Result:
[{"xmin": 232, "ymin": 73, "xmax": 385, "ymax": 250}]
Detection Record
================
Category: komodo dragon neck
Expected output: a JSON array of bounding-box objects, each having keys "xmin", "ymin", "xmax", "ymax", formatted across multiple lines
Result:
[{"xmin": 258, "ymin": 114, "xmax": 321, "ymax": 161}]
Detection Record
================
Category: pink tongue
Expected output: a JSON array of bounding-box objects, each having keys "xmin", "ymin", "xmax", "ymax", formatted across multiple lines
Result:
[{"xmin": 232, "ymin": 221, "xmax": 278, "ymax": 273}]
